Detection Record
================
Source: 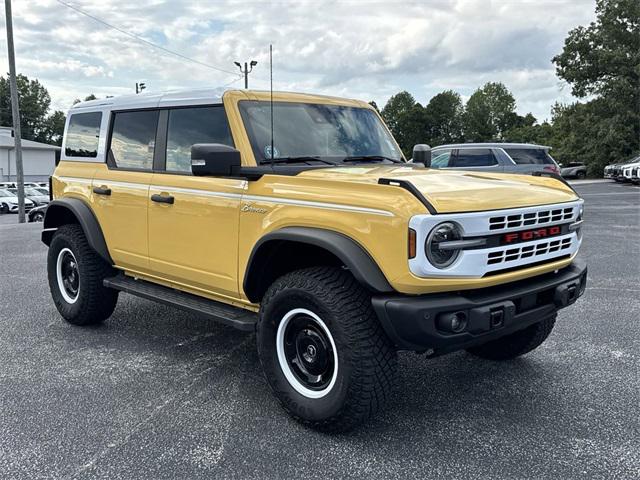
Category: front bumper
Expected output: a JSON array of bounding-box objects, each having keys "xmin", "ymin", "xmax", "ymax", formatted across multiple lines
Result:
[
  {"xmin": 372, "ymin": 259, "xmax": 587, "ymax": 353},
  {"xmin": 8, "ymin": 204, "xmax": 34, "ymax": 212}
]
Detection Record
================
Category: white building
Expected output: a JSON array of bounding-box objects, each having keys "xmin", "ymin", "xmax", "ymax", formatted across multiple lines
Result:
[{"xmin": 0, "ymin": 127, "xmax": 60, "ymax": 182}]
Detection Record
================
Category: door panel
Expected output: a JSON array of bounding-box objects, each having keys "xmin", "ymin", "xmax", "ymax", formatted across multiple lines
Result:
[
  {"xmin": 148, "ymin": 174, "xmax": 246, "ymax": 298},
  {"xmin": 91, "ymin": 165, "xmax": 150, "ymax": 271}
]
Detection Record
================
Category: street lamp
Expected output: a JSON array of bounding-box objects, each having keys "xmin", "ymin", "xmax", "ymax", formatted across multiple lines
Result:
[{"xmin": 235, "ymin": 60, "xmax": 257, "ymax": 89}]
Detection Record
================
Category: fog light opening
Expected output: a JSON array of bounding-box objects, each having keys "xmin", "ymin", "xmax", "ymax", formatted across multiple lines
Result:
[{"xmin": 437, "ymin": 311, "xmax": 468, "ymax": 333}]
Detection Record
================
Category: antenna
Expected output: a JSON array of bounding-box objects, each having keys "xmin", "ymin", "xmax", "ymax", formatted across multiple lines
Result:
[{"xmin": 270, "ymin": 44, "xmax": 274, "ymax": 169}]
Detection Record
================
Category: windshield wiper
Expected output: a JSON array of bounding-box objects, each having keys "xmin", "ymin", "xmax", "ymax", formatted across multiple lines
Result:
[
  {"xmin": 342, "ymin": 155, "xmax": 403, "ymax": 164},
  {"xmin": 261, "ymin": 156, "xmax": 338, "ymax": 165}
]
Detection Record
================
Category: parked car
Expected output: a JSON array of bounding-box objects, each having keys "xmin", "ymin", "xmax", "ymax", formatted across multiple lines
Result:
[
  {"xmin": 430, "ymin": 143, "xmax": 561, "ymax": 175},
  {"xmin": 0, "ymin": 188, "xmax": 35, "ymax": 213},
  {"xmin": 34, "ymin": 187, "xmax": 50, "ymax": 196},
  {"xmin": 8, "ymin": 187, "xmax": 49, "ymax": 206},
  {"xmin": 560, "ymin": 162, "xmax": 587, "ymax": 179},
  {"xmin": 28, "ymin": 204, "xmax": 47, "ymax": 222},
  {"xmin": 42, "ymin": 88, "xmax": 586, "ymax": 432},
  {"xmin": 622, "ymin": 159, "xmax": 640, "ymax": 183},
  {"xmin": 607, "ymin": 155, "xmax": 640, "ymax": 181}
]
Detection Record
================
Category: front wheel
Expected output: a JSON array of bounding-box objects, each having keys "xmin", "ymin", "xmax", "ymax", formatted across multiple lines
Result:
[
  {"xmin": 576, "ymin": 171, "xmax": 586, "ymax": 180},
  {"xmin": 466, "ymin": 315, "xmax": 556, "ymax": 361},
  {"xmin": 47, "ymin": 224, "xmax": 119, "ymax": 325},
  {"xmin": 257, "ymin": 267, "xmax": 397, "ymax": 432},
  {"xmin": 0, "ymin": 203, "xmax": 8, "ymax": 214}
]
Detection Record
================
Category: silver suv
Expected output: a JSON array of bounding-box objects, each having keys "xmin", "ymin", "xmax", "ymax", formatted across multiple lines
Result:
[{"xmin": 430, "ymin": 143, "xmax": 561, "ymax": 175}]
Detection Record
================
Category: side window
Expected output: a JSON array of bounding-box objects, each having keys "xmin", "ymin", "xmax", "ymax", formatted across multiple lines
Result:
[
  {"xmin": 65, "ymin": 112, "xmax": 102, "ymax": 158},
  {"xmin": 452, "ymin": 149, "xmax": 497, "ymax": 167},
  {"xmin": 109, "ymin": 110, "xmax": 159, "ymax": 170},
  {"xmin": 504, "ymin": 148, "xmax": 554, "ymax": 165},
  {"xmin": 166, "ymin": 106, "xmax": 234, "ymax": 173},
  {"xmin": 431, "ymin": 149, "xmax": 452, "ymax": 168}
]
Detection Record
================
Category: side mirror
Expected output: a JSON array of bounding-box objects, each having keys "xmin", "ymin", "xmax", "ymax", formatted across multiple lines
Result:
[
  {"xmin": 412, "ymin": 144, "xmax": 431, "ymax": 167},
  {"xmin": 191, "ymin": 144, "xmax": 241, "ymax": 176}
]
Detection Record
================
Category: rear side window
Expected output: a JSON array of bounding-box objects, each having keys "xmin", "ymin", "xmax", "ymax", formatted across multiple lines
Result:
[
  {"xmin": 65, "ymin": 112, "xmax": 102, "ymax": 158},
  {"xmin": 166, "ymin": 106, "xmax": 233, "ymax": 173},
  {"xmin": 452, "ymin": 149, "xmax": 497, "ymax": 167},
  {"xmin": 505, "ymin": 148, "xmax": 554, "ymax": 165},
  {"xmin": 431, "ymin": 149, "xmax": 452, "ymax": 168},
  {"xmin": 109, "ymin": 110, "xmax": 159, "ymax": 170}
]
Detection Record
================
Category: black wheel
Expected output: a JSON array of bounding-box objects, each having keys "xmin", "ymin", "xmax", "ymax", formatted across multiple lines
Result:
[
  {"xmin": 0, "ymin": 203, "xmax": 8, "ymax": 214},
  {"xmin": 466, "ymin": 316, "xmax": 556, "ymax": 361},
  {"xmin": 47, "ymin": 224, "xmax": 118, "ymax": 326},
  {"xmin": 31, "ymin": 211, "xmax": 44, "ymax": 222},
  {"xmin": 576, "ymin": 171, "xmax": 586, "ymax": 179},
  {"xmin": 257, "ymin": 267, "xmax": 397, "ymax": 432}
]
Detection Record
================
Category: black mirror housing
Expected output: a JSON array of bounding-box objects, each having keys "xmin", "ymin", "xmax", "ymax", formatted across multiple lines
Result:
[
  {"xmin": 413, "ymin": 144, "xmax": 432, "ymax": 167},
  {"xmin": 191, "ymin": 144, "xmax": 242, "ymax": 176}
]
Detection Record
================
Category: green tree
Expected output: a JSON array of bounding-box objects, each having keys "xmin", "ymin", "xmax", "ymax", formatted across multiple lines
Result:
[
  {"xmin": 0, "ymin": 74, "xmax": 51, "ymax": 143},
  {"xmin": 551, "ymin": 0, "xmax": 640, "ymax": 174},
  {"xmin": 42, "ymin": 110, "xmax": 66, "ymax": 146},
  {"xmin": 423, "ymin": 90, "xmax": 464, "ymax": 146},
  {"xmin": 463, "ymin": 82, "xmax": 518, "ymax": 141},
  {"xmin": 0, "ymin": 74, "xmax": 66, "ymax": 145},
  {"xmin": 381, "ymin": 91, "xmax": 427, "ymax": 156}
]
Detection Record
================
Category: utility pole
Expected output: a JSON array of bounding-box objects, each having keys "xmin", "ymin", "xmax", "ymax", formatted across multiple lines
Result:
[
  {"xmin": 4, "ymin": 0, "xmax": 25, "ymax": 223},
  {"xmin": 234, "ymin": 60, "xmax": 257, "ymax": 89}
]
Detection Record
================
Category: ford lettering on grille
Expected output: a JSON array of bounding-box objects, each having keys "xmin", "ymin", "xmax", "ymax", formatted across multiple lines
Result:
[{"xmin": 503, "ymin": 226, "xmax": 561, "ymax": 244}]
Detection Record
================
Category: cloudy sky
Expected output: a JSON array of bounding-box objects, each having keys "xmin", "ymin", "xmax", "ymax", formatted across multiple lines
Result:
[{"xmin": 2, "ymin": 0, "xmax": 595, "ymax": 121}]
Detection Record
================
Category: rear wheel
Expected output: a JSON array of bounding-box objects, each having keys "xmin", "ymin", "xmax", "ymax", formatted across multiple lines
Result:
[
  {"xmin": 576, "ymin": 171, "xmax": 586, "ymax": 180},
  {"xmin": 257, "ymin": 267, "xmax": 397, "ymax": 432},
  {"xmin": 47, "ymin": 224, "xmax": 118, "ymax": 325},
  {"xmin": 466, "ymin": 316, "xmax": 556, "ymax": 361}
]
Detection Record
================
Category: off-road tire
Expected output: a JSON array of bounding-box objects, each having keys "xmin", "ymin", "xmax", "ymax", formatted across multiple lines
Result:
[
  {"xmin": 257, "ymin": 267, "xmax": 397, "ymax": 432},
  {"xmin": 47, "ymin": 224, "xmax": 118, "ymax": 325},
  {"xmin": 466, "ymin": 315, "xmax": 556, "ymax": 361}
]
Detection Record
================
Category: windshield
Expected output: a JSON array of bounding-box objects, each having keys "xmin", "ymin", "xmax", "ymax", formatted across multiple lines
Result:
[
  {"xmin": 0, "ymin": 188, "xmax": 12, "ymax": 197},
  {"xmin": 239, "ymin": 101, "xmax": 403, "ymax": 164}
]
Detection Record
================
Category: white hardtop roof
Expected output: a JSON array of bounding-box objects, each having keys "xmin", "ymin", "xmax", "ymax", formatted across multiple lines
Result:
[
  {"xmin": 69, "ymin": 88, "xmax": 365, "ymax": 113},
  {"xmin": 70, "ymin": 87, "xmax": 227, "ymax": 111}
]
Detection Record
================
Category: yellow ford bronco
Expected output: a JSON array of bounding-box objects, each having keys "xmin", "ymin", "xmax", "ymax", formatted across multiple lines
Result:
[{"xmin": 43, "ymin": 89, "xmax": 586, "ymax": 431}]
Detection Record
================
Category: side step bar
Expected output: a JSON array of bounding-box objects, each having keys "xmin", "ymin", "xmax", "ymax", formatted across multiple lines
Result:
[{"xmin": 103, "ymin": 274, "xmax": 257, "ymax": 331}]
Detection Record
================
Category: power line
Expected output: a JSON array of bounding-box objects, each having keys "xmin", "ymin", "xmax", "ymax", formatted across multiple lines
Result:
[{"xmin": 55, "ymin": 0, "xmax": 241, "ymax": 77}]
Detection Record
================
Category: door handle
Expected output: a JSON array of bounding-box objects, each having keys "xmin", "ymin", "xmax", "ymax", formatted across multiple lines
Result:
[
  {"xmin": 151, "ymin": 193, "xmax": 175, "ymax": 205},
  {"xmin": 93, "ymin": 186, "xmax": 111, "ymax": 196}
]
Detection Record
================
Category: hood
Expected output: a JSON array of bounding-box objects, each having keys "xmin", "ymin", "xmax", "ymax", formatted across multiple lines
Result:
[{"xmin": 298, "ymin": 165, "xmax": 579, "ymax": 213}]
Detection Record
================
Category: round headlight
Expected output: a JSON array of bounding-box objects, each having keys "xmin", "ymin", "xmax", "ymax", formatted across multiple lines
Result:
[{"xmin": 426, "ymin": 222, "xmax": 463, "ymax": 268}]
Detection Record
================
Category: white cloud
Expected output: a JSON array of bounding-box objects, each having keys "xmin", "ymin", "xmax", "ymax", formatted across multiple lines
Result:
[{"xmin": 0, "ymin": 0, "xmax": 596, "ymax": 120}]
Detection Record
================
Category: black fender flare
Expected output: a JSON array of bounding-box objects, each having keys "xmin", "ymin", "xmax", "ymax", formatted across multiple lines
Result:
[
  {"xmin": 42, "ymin": 198, "xmax": 113, "ymax": 264},
  {"xmin": 243, "ymin": 226, "xmax": 393, "ymax": 302}
]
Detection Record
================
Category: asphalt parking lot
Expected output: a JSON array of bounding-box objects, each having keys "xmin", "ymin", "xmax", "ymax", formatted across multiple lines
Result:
[{"xmin": 0, "ymin": 181, "xmax": 638, "ymax": 479}]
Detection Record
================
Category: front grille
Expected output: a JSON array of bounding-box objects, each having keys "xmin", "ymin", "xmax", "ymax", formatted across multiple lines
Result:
[
  {"xmin": 489, "ymin": 207, "xmax": 573, "ymax": 230},
  {"xmin": 487, "ymin": 237, "xmax": 572, "ymax": 265}
]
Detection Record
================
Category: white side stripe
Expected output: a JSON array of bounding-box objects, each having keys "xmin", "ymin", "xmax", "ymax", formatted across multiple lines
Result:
[{"xmin": 57, "ymin": 176, "xmax": 394, "ymax": 217}]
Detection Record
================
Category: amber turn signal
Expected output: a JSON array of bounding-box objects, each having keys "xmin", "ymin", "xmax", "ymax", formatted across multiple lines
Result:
[{"xmin": 408, "ymin": 228, "xmax": 417, "ymax": 259}]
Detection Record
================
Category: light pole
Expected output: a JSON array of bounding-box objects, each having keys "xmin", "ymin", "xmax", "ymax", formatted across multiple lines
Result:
[
  {"xmin": 234, "ymin": 60, "xmax": 257, "ymax": 89},
  {"xmin": 4, "ymin": 0, "xmax": 25, "ymax": 223}
]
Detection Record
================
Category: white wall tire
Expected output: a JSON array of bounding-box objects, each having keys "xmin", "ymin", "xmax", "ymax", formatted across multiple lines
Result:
[{"xmin": 257, "ymin": 267, "xmax": 397, "ymax": 432}]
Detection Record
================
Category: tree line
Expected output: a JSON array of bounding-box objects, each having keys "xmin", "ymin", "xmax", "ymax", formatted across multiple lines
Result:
[{"xmin": 376, "ymin": 0, "xmax": 638, "ymax": 175}]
